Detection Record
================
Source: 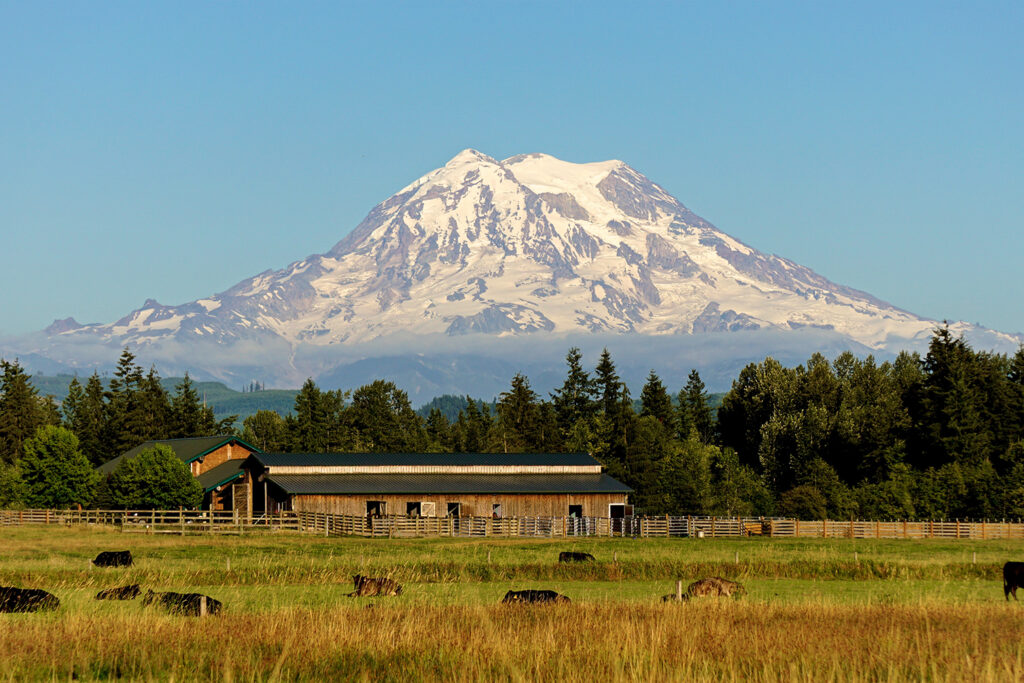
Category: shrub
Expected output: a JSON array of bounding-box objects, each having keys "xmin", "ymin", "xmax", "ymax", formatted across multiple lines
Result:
[{"xmin": 102, "ymin": 444, "xmax": 203, "ymax": 509}]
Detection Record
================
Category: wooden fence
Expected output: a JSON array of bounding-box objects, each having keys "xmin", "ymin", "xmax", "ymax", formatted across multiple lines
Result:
[{"xmin": 3, "ymin": 509, "xmax": 1024, "ymax": 540}]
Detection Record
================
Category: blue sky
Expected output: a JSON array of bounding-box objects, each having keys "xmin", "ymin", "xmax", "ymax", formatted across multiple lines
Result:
[{"xmin": 1, "ymin": 2, "xmax": 1022, "ymax": 336}]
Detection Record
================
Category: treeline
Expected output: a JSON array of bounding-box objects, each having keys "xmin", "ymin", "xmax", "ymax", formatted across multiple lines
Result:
[
  {"xmin": 0, "ymin": 350, "xmax": 232, "ymax": 507},
  {"xmin": 236, "ymin": 329, "xmax": 1024, "ymax": 519},
  {"xmin": 2, "ymin": 328, "xmax": 1023, "ymax": 518}
]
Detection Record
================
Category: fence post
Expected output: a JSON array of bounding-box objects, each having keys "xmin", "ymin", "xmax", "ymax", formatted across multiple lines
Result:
[
  {"xmin": 796, "ymin": 519, "xmax": 800, "ymax": 536},
  {"xmin": 956, "ymin": 519, "xmax": 961, "ymax": 539},
  {"xmin": 666, "ymin": 515, "xmax": 670, "ymax": 538},
  {"xmin": 676, "ymin": 580, "xmax": 683, "ymax": 601},
  {"xmin": 823, "ymin": 518, "xmax": 827, "ymax": 538},
  {"xmin": 711, "ymin": 517, "xmax": 716, "ymax": 538}
]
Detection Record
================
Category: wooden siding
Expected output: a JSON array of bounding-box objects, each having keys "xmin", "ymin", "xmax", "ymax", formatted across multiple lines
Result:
[
  {"xmin": 291, "ymin": 493, "xmax": 628, "ymax": 518},
  {"xmin": 191, "ymin": 443, "xmax": 256, "ymax": 477}
]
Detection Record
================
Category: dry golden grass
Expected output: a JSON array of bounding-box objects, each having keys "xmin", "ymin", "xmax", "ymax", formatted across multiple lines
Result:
[
  {"xmin": 3, "ymin": 526, "xmax": 1024, "ymax": 680},
  {"xmin": 2, "ymin": 601, "xmax": 1024, "ymax": 681}
]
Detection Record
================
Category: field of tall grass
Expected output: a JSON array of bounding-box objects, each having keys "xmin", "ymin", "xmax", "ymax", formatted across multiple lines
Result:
[{"xmin": 2, "ymin": 526, "xmax": 1023, "ymax": 680}]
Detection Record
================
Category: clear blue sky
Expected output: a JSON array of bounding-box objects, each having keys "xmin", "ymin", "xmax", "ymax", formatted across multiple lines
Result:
[{"xmin": 1, "ymin": 2, "xmax": 1021, "ymax": 336}]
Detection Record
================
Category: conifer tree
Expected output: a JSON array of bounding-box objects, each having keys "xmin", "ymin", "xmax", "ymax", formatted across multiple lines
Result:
[
  {"xmin": 639, "ymin": 370, "xmax": 674, "ymax": 430},
  {"xmin": 594, "ymin": 349, "xmax": 620, "ymax": 417},
  {"xmin": 78, "ymin": 373, "xmax": 109, "ymax": 465},
  {"xmin": 290, "ymin": 379, "xmax": 328, "ymax": 451},
  {"xmin": 551, "ymin": 347, "xmax": 597, "ymax": 439},
  {"xmin": 454, "ymin": 398, "xmax": 491, "ymax": 452},
  {"xmin": 496, "ymin": 373, "xmax": 542, "ymax": 452},
  {"xmin": 62, "ymin": 377, "xmax": 85, "ymax": 432},
  {"xmin": 681, "ymin": 369, "xmax": 715, "ymax": 444},
  {"xmin": 0, "ymin": 359, "xmax": 51, "ymax": 465},
  {"xmin": 425, "ymin": 407, "xmax": 452, "ymax": 452},
  {"xmin": 103, "ymin": 348, "xmax": 145, "ymax": 455},
  {"xmin": 171, "ymin": 374, "xmax": 218, "ymax": 438}
]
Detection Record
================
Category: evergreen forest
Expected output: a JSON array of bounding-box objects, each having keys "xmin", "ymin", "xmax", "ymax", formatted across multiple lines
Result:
[{"xmin": 2, "ymin": 327, "xmax": 1024, "ymax": 520}]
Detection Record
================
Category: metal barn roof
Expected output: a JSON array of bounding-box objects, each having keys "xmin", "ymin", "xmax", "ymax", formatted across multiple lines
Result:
[
  {"xmin": 252, "ymin": 452, "xmax": 601, "ymax": 468},
  {"xmin": 196, "ymin": 460, "xmax": 246, "ymax": 492},
  {"xmin": 266, "ymin": 473, "xmax": 632, "ymax": 495},
  {"xmin": 99, "ymin": 435, "xmax": 259, "ymax": 474}
]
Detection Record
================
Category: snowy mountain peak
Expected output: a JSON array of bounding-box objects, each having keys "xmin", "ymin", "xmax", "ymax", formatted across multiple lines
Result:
[{"xmin": 22, "ymin": 149, "xmax": 1022, "ymax": 392}]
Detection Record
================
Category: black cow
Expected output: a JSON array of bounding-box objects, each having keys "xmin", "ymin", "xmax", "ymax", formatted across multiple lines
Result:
[
  {"xmin": 1004, "ymin": 562, "xmax": 1024, "ymax": 601},
  {"xmin": 558, "ymin": 551, "xmax": 596, "ymax": 563},
  {"xmin": 92, "ymin": 551, "xmax": 133, "ymax": 568},
  {"xmin": 0, "ymin": 586, "xmax": 60, "ymax": 613},
  {"xmin": 501, "ymin": 589, "xmax": 571, "ymax": 604},
  {"xmin": 95, "ymin": 584, "xmax": 141, "ymax": 600},
  {"xmin": 143, "ymin": 590, "xmax": 222, "ymax": 616},
  {"xmin": 348, "ymin": 574, "xmax": 402, "ymax": 597}
]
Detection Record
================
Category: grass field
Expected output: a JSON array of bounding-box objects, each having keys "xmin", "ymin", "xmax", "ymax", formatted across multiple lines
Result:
[{"xmin": 2, "ymin": 526, "xmax": 1024, "ymax": 680}]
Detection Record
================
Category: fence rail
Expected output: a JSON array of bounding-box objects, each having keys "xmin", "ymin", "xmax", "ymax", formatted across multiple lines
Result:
[{"xmin": 3, "ymin": 509, "xmax": 1024, "ymax": 540}]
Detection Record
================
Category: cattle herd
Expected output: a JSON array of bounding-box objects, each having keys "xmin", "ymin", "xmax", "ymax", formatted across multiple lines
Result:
[{"xmin": 3, "ymin": 549, "xmax": 1024, "ymax": 614}]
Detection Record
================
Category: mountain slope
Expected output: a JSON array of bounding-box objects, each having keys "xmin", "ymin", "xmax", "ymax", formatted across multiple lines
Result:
[{"xmin": 11, "ymin": 149, "xmax": 1020, "ymax": 396}]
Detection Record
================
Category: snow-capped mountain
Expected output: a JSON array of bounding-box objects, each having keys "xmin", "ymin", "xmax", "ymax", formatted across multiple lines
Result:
[{"xmin": 12, "ymin": 150, "xmax": 1021, "ymax": 398}]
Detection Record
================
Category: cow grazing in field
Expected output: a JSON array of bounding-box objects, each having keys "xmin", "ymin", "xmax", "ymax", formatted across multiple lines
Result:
[
  {"xmin": 685, "ymin": 577, "xmax": 746, "ymax": 598},
  {"xmin": 92, "ymin": 551, "xmax": 133, "ymax": 568},
  {"xmin": 0, "ymin": 587, "xmax": 60, "ymax": 613},
  {"xmin": 558, "ymin": 551, "xmax": 596, "ymax": 563},
  {"xmin": 501, "ymin": 590, "xmax": 571, "ymax": 604},
  {"xmin": 1003, "ymin": 562, "xmax": 1024, "ymax": 601},
  {"xmin": 95, "ymin": 584, "xmax": 141, "ymax": 600},
  {"xmin": 143, "ymin": 590, "xmax": 222, "ymax": 616},
  {"xmin": 348, "ymin": 574, "xmax": 402, "ymax": 597}
]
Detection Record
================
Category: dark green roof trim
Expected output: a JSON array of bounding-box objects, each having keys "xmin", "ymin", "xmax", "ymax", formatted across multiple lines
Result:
[
  {"xmin": 266, "ymin": 473, "xmax": 632, "ymax": 495},
  {"xmin": 253, "ymin": 452, "xmax": 601, "ymax": 468},
  {"xmin": 197, "ymin": 460, "xmax": 246, "ymax": 492},
  {"xmin": 99, "ymin": 435, "xmax": 261, "ymax": 474}
]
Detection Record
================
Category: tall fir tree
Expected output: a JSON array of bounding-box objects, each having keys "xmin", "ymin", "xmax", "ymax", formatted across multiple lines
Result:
[
  {"xmin": 550, "ymin": 347, "xmax": 597, "ymax": 440},
  {"xmin": 0, "ymin": 359, "xmax": 52, "ymax": 465},
  {"xmin": 681, "ymin": 369, "xmax": 714, "ymax": 444},
  {"xmin": 78, "ymin": 373, "xmax": 109, "ymax": 465},
  {"xmin": 639, "ymin": 370, "xmax": 675, "ymax": 431},
  {"xmin": 495, "ymin": 373, "xmax": 542, "ymax": 453},
  {"xmin": 170, "ymin": 374, "xmax": 218, "ymax": 438}
]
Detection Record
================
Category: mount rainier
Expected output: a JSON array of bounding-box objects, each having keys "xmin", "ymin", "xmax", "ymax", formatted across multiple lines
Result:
[{"xmin": 9, "ymin": 150, "xmax": 1020, "ymax": 400}]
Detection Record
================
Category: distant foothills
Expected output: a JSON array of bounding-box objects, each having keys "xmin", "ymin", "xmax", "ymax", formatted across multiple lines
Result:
[{"xmin": 2, "ymin": 326, "xmax": 1023, "ymax": 521}]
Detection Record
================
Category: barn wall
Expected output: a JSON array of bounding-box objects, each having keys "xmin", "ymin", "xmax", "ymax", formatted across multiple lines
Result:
[
  {"xmin": 192, "ymin": 443, "xmax": 256, "ymax": 477},
  {"xmin": 291, "ymin": 493, "xmax": 627, "ymax": 517}
]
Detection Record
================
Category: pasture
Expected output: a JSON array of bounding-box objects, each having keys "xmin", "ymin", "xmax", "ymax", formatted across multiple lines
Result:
[{"xmin": 1, "ymin": 526, "xmax": 1024, "ymax": 680}]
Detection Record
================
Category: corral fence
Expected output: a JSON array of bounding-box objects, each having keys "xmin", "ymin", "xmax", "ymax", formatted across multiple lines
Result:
[{"xmin": 3, "ymin": 509, "xmax": 1024, "ymax": 540}]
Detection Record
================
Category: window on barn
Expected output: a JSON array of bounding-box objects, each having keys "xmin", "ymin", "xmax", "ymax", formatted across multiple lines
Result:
[
  {"xmin": 366, "ymin": 501, "xmax": 386, "ymax": 516},
  {"xmin": 609, "ymin": 504, "xmax": 625, "ymax": 519},
  {"xmin": 406, "ymin": 502, "xmax": 421, "ymax": 517},
  {"xmin": 447, "ymin": 502, "xmax": 461, "ymax": 517},
  {"xmin": 421, "ymin": 502, "xmax": 436, "ymax": 517},
  {"xmin": 568, "ymin": 505, "xmax": 583, "ymax": 518},
  {"xmin": 492, "ymin": 503, "xmax": 503, "ymax": 519}
]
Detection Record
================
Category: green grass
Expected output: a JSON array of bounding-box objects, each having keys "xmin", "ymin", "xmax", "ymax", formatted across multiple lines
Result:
[{"xmin": 4, "ymin": 525, "xmax": 1024, "ymax": 680}]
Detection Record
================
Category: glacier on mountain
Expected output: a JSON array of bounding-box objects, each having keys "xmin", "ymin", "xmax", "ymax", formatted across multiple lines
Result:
[{"xmin": 8, "ymin": 149, "xmax": 1021, "ymax": 398}]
